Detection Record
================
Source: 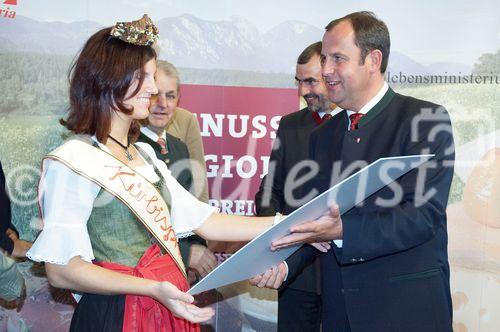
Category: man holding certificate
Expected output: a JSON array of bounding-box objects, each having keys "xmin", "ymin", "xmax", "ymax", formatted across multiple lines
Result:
[{"xmin": 253, "ymin": 11, "xmax": 455, "ymax": 332}]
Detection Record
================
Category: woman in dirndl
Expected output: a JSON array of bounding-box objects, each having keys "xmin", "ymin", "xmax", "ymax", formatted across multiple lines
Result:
[{"xmin": 26, "ymin": 15, "xmax": 287, "ymax": 332}]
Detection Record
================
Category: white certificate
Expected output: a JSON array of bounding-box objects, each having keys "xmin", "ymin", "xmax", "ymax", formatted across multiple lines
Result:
[{"xmin": 189, "ymin": 154, "xmax": 434, "ymax": 294}]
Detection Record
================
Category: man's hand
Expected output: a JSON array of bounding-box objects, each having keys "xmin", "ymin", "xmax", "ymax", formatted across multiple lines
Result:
[
  {"xmin": 187, "ymin": 245, "xmax": 217, "ymax": 278},
  {"xmin": 6, "ymin": 228, "xmax": 32, "ymax": 259},
  {"xmin": 309, "ymin": 242, "xmax": 332, "ymax": 252},
  {"xmin": 249, "ymin": 262, "xmax": 287, "ymax": 289},
  {"xmin": 271, "ymin": 205, "xmax": 342, "ymax": 251}
]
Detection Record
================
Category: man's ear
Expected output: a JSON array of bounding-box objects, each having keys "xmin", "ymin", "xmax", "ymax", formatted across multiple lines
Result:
[{"xmin": 367, "ymin": 49, "xmax": 383, "ymax": 73}]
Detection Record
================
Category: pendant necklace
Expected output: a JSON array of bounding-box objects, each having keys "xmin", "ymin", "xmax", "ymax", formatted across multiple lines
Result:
[{"xmin": 108, "ymin": 135, "xmax": 133, "ymax": 161}]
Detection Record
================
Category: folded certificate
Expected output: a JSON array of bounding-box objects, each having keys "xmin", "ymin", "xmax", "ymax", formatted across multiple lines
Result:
[{"xmin": 189, "ymin": 154, "xmax": 434, "ymax": 294}]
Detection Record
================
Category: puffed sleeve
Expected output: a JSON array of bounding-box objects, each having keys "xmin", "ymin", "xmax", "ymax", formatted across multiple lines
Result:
[
  {"xmin": 26, "ymin": 159, "xmax": 99, "ymax": 264},
  {"xmin": 135, "ymin": 142, "xmax": 218, "ymax": 238}
]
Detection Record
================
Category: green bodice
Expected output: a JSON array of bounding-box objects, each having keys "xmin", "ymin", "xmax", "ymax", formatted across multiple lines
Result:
[
  {"xmin": 87, "ymin": 145, "xmax": 173, "ymax": 267},
  {"xmin": 87, "ymin": 189, "xmax": 153, "ymax": 267}
]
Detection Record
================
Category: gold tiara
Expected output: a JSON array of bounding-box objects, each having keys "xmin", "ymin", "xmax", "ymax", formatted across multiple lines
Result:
[{"xmin": 110, "ymin": 14, "xmax": 159, "ymax": 46}]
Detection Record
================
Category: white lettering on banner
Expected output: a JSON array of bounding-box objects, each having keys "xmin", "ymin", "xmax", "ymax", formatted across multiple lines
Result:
[
  {"xmin": 221, "ymin": 155, "xmax": 233, "ymax": 178},
  {"xmin": 237, "ymin": 156, "xmax": 257, "ymax": 179},
  {"xmin": 205, "ymin": 155, "xmax": 270, "ymax": 179},
  {"xmin": 197, "ymin": 113, "xmax": 281, "ymax": 139},
  {"xmin": 209, "ymin": 199, "xmax": 255, "ymax": 216},
  {"xmin": 252, "ymin": 115, "xmax": 267, "ymax": 139},
  {"xmin": 269, "ymin": 115, "xmax": 280, "ymax": 139},
  {"xmin": 199, "ymin": 113, "xmax": 225, "ymax": 137},
  {"xmin": 227, "ymin": 114, "xmax": 249, "ymax": 138}
]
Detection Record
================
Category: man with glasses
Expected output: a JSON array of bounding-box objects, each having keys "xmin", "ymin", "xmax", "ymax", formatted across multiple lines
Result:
[{"xmin": 254, "ymin": 42, "xmax": 340, "ymax": 332}]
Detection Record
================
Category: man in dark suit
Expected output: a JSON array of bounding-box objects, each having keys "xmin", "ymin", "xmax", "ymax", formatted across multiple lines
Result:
[
  {"xmin": 138, "ymin": 70, "xmax": 217, "ymax": 283},
  {"xmin": 254, "ymin": 42, "xmax": 340, "ymax": 332},
  {"xmin": 256, "ymin": 12, "xmax": 454, "ymax": 332}
]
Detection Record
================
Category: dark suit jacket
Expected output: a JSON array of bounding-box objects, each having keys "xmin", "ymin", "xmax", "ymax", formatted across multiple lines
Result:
[
  {"xmin": 288, "ymin": 88, "xmax": 454, "ymax": 332},
  {"xmin": 0, "ymin": 161, "xmax": 17, "ymax": 254},
  {"xmin": 255, "ymin": 108, "xmax": 324, "ymax": 293},
  {"xmin": 137, "ymin": 132, "xmax": 207, "ymax": 265}
]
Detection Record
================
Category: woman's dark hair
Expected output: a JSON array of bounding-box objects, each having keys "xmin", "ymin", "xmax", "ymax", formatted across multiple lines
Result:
[{"xmin": 61, "ymin": 27, "xmax": 157, "ymax": 143}]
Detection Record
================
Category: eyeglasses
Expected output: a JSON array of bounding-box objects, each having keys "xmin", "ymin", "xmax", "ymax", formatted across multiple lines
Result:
[
  {"xmin": 150, "ymin": 92, "xmax": 178, "ymax": 103},
  {"xmin": 294, "ymin": 78, "xmax": 322, "ymax": 88}
]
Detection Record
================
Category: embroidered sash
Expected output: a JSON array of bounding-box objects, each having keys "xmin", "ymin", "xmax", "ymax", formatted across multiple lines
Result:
[{"xmin": 43, "ymin": 139, "xmax": 186, "ymax": 275}]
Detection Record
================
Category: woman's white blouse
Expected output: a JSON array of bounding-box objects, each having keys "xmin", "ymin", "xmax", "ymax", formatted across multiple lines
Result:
[{"xmin": 26, "ymin": 141, "xmax": 217, "ymax": 265}]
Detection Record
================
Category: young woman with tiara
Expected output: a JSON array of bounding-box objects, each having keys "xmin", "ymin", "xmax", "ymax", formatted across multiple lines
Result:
[{"xmin": 26, "ymin": 14, "xmax": 334, "ymax": 331}]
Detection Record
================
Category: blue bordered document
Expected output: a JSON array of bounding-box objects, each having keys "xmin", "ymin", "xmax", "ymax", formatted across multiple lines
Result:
[{"xmin": 189, "ymin": 154, "xmax": 434, "ymax": 294}]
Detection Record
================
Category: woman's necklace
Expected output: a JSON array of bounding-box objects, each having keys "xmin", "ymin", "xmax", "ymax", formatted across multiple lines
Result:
[{"xmin": 108, "ymin": 135, "xmax": 133, "ymax": 161}]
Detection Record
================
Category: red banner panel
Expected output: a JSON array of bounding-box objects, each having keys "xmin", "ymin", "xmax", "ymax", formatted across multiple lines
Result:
[{"xmin": 179, "ymin": 84, "xmax": 298, "ymax": 215}]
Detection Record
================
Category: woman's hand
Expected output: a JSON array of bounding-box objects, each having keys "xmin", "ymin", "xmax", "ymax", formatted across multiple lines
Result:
[
  {"xmin": 152, "ymin": 281, "xmax": 214, "ymax": 323},
  {"xmin": 45, "ymin": 258, "xmax": 214, "ymax": 323}
]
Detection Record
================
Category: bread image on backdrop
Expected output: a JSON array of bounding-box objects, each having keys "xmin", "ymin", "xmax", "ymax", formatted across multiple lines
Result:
[{"xmin": 447, "ymin": 130, "xmax": 500, "ymax": 332}]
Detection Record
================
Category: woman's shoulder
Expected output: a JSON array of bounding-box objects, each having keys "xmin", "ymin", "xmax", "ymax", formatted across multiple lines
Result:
[
  {"xmin": 42, "ymin": 134, "xmax": 101, "ymax": 182},
  {"xmin": 134, "ymin": 141, "xmax": 156, "ymax": 159},
  {"xmin": 47, "ymin": 134, "xmax": 94, "ymax": 156},
  {"xmin": 134, "ymin": 141, "xmax": 167, "ymax": 171}
]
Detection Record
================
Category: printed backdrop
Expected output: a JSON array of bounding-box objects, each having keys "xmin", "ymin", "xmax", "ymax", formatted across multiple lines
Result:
[{"xmin": 0, "ymin": 1, "xmax": 499, "ymax": 331}]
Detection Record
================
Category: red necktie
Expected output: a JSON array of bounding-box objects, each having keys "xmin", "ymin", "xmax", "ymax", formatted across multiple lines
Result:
[
  {"xmin": 157, "ymin": 137, "xmax": 168, "ymax": 155},
  {"xmin": 349, "ymin": 113, "xmax": 364, "ymax": 131},
  {"xmin": 312, "ymin": 112, "xmax": 332, "ymax": 125}
]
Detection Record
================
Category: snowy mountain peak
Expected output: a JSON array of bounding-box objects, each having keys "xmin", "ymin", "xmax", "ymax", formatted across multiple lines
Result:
[{"xmin": 0, "ymin": 14, "xmax": 468, "ymax": 75}]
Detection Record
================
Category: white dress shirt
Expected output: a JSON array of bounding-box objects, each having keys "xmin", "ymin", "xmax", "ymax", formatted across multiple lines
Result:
[{"xmin": 140, "ymin": 126, "xmax": 166, "ymax": 142}]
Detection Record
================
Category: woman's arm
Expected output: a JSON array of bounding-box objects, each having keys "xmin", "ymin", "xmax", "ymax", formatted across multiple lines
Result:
[
  {"xmin": 195, "ymin": 213, "xmax": 274, "ymax": 242},
  {"xmin": 32, "ymin": 160, "xmax": 213, "ymax": 323},
  {"xmin": 138, "ymin": 145, "xmax": 276, "ymax": 242},
  {"xmin": 46, "ymin": 256, "xmax": 214, "ymax": 323}
]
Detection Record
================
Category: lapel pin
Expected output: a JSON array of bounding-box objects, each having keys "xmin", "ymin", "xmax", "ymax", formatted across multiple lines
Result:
[{"xmin": 356, "ymin": 137, "xmax": 361, "ymax": 143}]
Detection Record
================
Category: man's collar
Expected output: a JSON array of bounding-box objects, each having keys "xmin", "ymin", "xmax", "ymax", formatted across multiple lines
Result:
[
  {"xmin": 318, "ymin": 106, "xmax": 343, "ymax": 118},
  {"xmin": 346, "ymin": 81, "xmax": 388, "ymax": 116},
  {"xmin": 140, "ymin": 126, "xmax": 166, "ymax": 142}
]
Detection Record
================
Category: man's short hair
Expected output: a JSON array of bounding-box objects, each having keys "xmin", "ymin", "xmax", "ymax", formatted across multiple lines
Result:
[
  {"xmin": 156, "ymin": 60, "xmax": 180, "ymax": 91},
  {"xmin": 325, "ymin": 11, "xmax": 390, "ymax": 73},
  {"xmin": 297, "ymin": 41, "xmax": 322, "ymax": 65}
]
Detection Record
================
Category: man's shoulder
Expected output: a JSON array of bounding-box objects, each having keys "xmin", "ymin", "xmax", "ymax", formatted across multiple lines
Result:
[
  {"xmin": 174, "ymin": 107, "xmax": 196, "ymax": 121},
  {"xmin": 165, "ymin": 132, "xmax": 190, "ymax": 156},
  {"xmin": 388, "ymin": 93, "xmax": 451, "ymax": 129},
  {"xmin": 165, "ymin": 132, "xmax": 187, "ymax": 147},
  {"xmin": 393, "ymin": 93, "xmax": 446, "ymax": 114},
  {"xmin": 137, "ymin": 131, "xmax": 152, "ymax": 143},
  {"xmin": 170, "ymin": 108, "xmax": 200, "ymax": 138},
  {"xmin": 311, "ymin": 110, "xmax": 347, "ymax": 138},
  {"xmin": 279, "ymin": 108, "xmax": 311, "ymax": 126}
]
